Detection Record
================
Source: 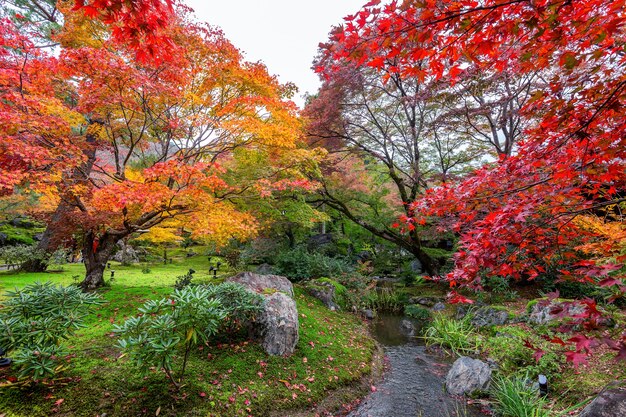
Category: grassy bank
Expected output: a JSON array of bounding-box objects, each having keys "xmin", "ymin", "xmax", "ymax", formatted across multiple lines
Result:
[{"xmin": 0, "ymin": 252, "xmax": 376, "ymax": 417}]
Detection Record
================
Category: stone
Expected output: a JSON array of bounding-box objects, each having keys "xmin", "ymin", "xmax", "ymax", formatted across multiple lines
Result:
[
  {"xmin": 304, "ymin": 280, "xmax": 339, "ymax": 310},
  {"xmin": 307, "ymin": 233, "xmax": 334, "ymax": 251},
  {"xmin": 445, "ymin": 356, "xmax": 492, "ymax": 396},
  {"xmin": 112, "ymin": 241, "xmax": 139, "ymax": 264},
  {"xmin": 400, "ymin": 319, "xmax": 416, "ymax": 337},
  {"xmin": 467, "ymin": 307, "xmax": 510, "ymax": 327},
  {"xmin": 409, "ymin": 296, "xmax": 443, "ymax": 307},
  {"xmin": 410, "ymin": 259, "xmax": 423, "ymax": 273},
  {"xmin": 432, "ymin": 302, "xmax": 446, "ymax": 312},
  {"xmin": 528, "ymin": 300, "xmax": 586, "ymax": 324},
  {"xmin": 579, "ymin": 381, "xmax": 626, "ymax": 417},
  {"xmin": 227, "ymin": 272, "xmax": 294, "ymax": 297},
  {"xmin": 259, "ymin": 292, "xmax": 299, "ymax": 356},
  {"xmin": 361, "ymin": 309, "xmax": 375, "ymax": 320},
  {"xmin": 0, "ymin": 232, "xmax": 7, "ymax": 246}
]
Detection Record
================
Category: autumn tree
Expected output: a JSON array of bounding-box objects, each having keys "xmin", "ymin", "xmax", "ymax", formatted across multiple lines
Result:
[
  {"xmin": 1, "ymin": 4, "xmax": 317, "ymax": 289},
  {"xmin": 318, "ymin": 0, "xmax": 626, "ymax": 360},
  {"xmin": 307, "ymin": 31, "xmax": 528, "ymax": 273}
]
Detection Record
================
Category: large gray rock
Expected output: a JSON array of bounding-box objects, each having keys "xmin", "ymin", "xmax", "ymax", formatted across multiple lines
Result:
[
  {"xmin": 227, "ymin": 272, "xmax": 294, "ymax": 297},
  {"xmin": 460, "ymin": 306, "xmax": 510, "ymax": 327},
  {"xmin": 113, "ymin": 241, "xmax": 139, "ymax": 264},
  {"xmin": 259, "ymin": 292, "xmax": 299, "ymax": 356},
  {"xmin": 528, "ymin": 300, "xmax": 586, "ymax": 324},
  {"xmin": 227, "ymin": 272, "xmax": 298, "ymax": 356},
  {"xmin": 445, "ymin": 356, "xmax": 492, "ymax": 396},
  {"xmin": 579, "ymin": 381, "xmax": 626, "ymax": 417}
]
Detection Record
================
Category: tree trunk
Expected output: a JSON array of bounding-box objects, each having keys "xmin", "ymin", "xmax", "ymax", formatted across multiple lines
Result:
[
  {"xmin": 23, "ymin": 126, "xmax": 99, "ymax": 273},
  {"xmin": 413, "ymin": 247, "xmax": 438, "ymax": 276},
  {"xmin": 20, "ymin": 205, "xmax": 69, "ymax": 272},
  {"xmin": 80, "ymin": 231, "xmax": 120, "ymax": 291}
]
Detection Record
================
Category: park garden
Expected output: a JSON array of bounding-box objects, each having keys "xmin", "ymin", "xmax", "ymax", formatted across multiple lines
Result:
[{"xmin": 1, "ymin": 0, "xmax": 626, "ymax": 416}]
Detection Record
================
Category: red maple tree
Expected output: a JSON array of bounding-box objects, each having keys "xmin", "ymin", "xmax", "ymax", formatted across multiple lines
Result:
[{"xmin": 317, "ymin": 0, "xmax": 626, "ymax": 361}]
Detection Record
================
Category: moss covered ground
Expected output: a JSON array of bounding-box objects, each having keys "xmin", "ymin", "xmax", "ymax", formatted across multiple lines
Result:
[{"xmin": 0, "ymin": 250, "xmax": 376, "ymax": 417}]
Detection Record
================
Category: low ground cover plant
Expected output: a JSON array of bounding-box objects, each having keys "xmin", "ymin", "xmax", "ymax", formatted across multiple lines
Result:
[{"xmin": 0, "ymin": 282, "xmax": 101, "ymax": 381}]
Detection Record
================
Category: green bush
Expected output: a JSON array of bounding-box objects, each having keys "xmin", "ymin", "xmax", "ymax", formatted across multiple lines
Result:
[
  {"xmin": 405, "ymin": 304, "xmax": 431, "ymax": 321},
  {"xmin": 423, "ymin": 313, "xmax": 479, "ymax": 355},
  {"xmin": 480, "ymin": 326, "xmax": 564, "ymax": 379},
  {"xmin": 273, "ymin": 246, "xmax": 354, "ymax": 281},
  {"xmin": 492, "ymin": 375, "xmax": 550, "ymax": 417},
  {"xmin": 173, "ymin": 271, "xmax": 194, "ymax": 289},
  {"xmin": 204, "ymin": 282, "xmax": 264, "ymax": 334},
  {"xmin": 114, "ymin": 286, "xmax": 227, "ymax": 388},
  {"xmin": 0, "ymin": 244, "xmax": 45, "ymax": 268},
  {"xmin": 0, "ymin": 282, "xmax": 101, "ymax": 380}
]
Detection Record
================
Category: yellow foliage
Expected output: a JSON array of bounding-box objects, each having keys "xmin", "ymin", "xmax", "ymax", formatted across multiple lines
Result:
[
  {"xmin": 574, "ymin": 215, "xmax": 626, "ymax": 259},
  {"xmin": 190, "ymin": 202, "xmax": 258, "ymax": 247}
]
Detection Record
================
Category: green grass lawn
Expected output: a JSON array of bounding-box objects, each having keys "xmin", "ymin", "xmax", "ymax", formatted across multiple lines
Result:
[{"xmin": 0, "ymin": 250, "xmax": 376, "ymax": 417}]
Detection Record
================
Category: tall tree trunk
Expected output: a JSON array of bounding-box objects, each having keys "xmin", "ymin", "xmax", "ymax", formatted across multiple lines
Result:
[
  {"xmin": 80, "ymin": 231, "xmax": 120, "ymax": 291},
  {"xmin": 23, "ymin": 127, "xmax": 99, "ymax": 272}
]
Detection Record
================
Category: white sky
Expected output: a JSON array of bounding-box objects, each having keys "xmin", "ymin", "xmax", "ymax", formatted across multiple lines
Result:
[{"xmin": 185, "ymin": 0, "xmax": 366, "ymax": 108}]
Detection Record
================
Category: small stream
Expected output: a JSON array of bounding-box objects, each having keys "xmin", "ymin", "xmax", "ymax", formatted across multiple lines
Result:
[{"xmin": 346, "ymin": 314, "xmax": 488, "ymax": 417}]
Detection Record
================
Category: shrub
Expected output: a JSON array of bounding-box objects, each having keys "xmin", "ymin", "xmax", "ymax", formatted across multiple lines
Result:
[
  {"xmin": 423, "ymin": 313, "xmax": 479, "ymax": 355},
  {"xmin": 405, "ymin": 304, "xmax": 431, "ymax": 321},
  {"xmin": 273, "ymin": 246, "xmax": 354, "ymax": 281},
  {"xmin": 204, "ymin": 282, "xmax": 264, "ymax": 334},
  {"xmin": 0, "ymin": 244, "xmax": 45, "ymax": 269},
  {"xmin": 114, "ymin": 286, "xmax": 227, "ymax": 388},
  {"xmin": 238, "ymin": 238, "xmax": 283, "ymax": 266},
  {"xmin": 479, "ymin": 326, "xmax": 564, "ymax": 379},
  {"xmin": 173, "ymin": 271, "xmax": 194, "ymax": 289},
  {"xmin": 492, "ymin": 375, "xmax": 550, "ymax": 417},
  {"xmin": 0, "ymin": 282, "xmax": 101, "ymax": 381}
]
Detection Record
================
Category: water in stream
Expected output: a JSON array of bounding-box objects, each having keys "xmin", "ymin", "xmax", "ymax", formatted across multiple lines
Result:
[{"xmin": 346, "ymin": 314, "xmax": 488, "ymax": 417}]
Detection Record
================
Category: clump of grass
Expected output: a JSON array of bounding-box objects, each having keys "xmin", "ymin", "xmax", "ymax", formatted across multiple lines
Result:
[
  {"xmin": 361, "ymin": 287, "xmax": 407, "ymax": 313},
  {"xmin": 492, "ymin": 375, "xmax": 550, "ymax": 417},
  {"xmin": 423, "ymin": 313, "xmax": 479, "ymax": 355}
]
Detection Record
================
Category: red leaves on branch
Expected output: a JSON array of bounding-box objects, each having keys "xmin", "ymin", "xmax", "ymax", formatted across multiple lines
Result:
[
  {"xmin": 319, "ymin": 0, "xmax": 626, "ymax": 363},
  {"xmin": 73, "ymin": 0, "xmax": 175, "ymax": 63}
]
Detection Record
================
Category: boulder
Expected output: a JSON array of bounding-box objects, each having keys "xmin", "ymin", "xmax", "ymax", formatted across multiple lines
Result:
[
  {"xmin": 305, "ymin": 282, "xmax": 338, "ymax": 310},
  {"xmin": 307, "ymin": 233, "xmax": 334, "ymax": 251},
  {"xmin": 445, "ymin": 356, "xmax": 492, "ymax": 396},
  {"xmin": 409, "ymin": 296, "xmax": 444, "ymax": 307},
  {"xmin": 432, "ymin": 302, "xmax": 446, "ymax": 312},
  {"xmin": 579, "ymin": 381, "xmax": 626, "ymax": 417},
  {"xmin": 400, "ymin": 319, "xmax": 416, "ymax": 337},
  {"xmin": 226, "ymin": 272, "xmax": 298, "ymax": 356},
  {"xmin": 227, "ymin": 272, "xmax": 294, "ymax": 297},
  {"xmin": 361, "ymin": 309, "xmax": 375, "ymax": 320},
  {"xmin": 259, "ymin": 292, "xmax": 299, "ymax": 356},
  {"xmin": 458, "ymin": 306, "xmax": 510, "ymax": 327},
  {"xmin": 528, "ymin": 300, "xmax": 586, "ymax": 325},
  {"xmin": 410, "ymin": 259, "xmax": 423, "ymax": 273},
  {"xmin": 113, "ymin": 241, "xmax": 139, "ymax": 264}
]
